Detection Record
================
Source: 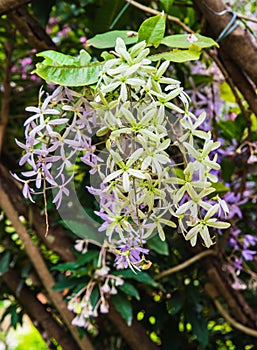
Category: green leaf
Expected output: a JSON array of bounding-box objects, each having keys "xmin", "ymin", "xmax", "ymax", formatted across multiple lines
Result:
[
  {"xmin": 161, "ymin": 33, "xmax": 218, "ymax": 49},
  {"xmin": 31, "ymin": 0, "xmax": 55, "ymax": 27},
  {"xmin": 138, "ymin": 14, "xmax": 166, "ymax": 48},
  {"xmin": 37, "ymin": 50, "xmax": 85, "ymax": 66},
  {"xmin": 221, "ymin": 157, "xmax": 235, "ymax": 182},
  {"xmin": 76, "ymin": 250, "xmax": 99, "ymax": 265},
  {"xmin": 11, "ymin": 308, "xmax": 19, "ymax": 329},
  {"xmin": 112, "ymin": 293, "xmax": 133, "ymax": 326},
  {"xmin": 34, "ymin": 49, "xmax": 103, "ymax": 86},
  {"xmin": 113, "ymin": 269, "xmax": 158, "ymax": 287},
  {"xmin": 62, "ymin": 220, "xmax": 102, "ymax": 243},
  {"xmin": 2, "ymin": 305, "xmax": 23, "ymax": 330},
  {"xmin": 188, "ymin": 313, "xmax": 209, "ymax": 348},
  {"xmin": 90, "ymin": 286, "xmax": 100, "ymax": 308},
  {"xmin": 52, "ymin": 262, "xmax": 80, "ymax": 272},
  {"xmin": 160, "ymin": 0, "xmax": 175, "ymax": 12},
  {"xmin": 150, "ymin": 47, "xmax": 201, "ymax": 62},
  {"xmin": 52, "ymin": 277, "xmax": 84, "ymax": 291},
  {"xmin": 147, "ymin": 235, "xmax": 169, "ymax": 255},
  {"xmin": 87, "ymin": 30, "xmax": 138, "ymax": 49},
  {"xmin": 210, "ymin": 182, "xmax": 230, "ymax": 195},
  {"xmin": 79, "ymin": 50, "xmax": 92, "ymax": 65},
  {"xmin": 0, "ymin": 252, "xmax": 11, "ymax": 276},
  {"xmin": 34, "ymin": 61, "xmax": 103, "ymax": 86},
  {"xmin": 217, "ymin": 120, "xmax": 237, "ymax": 141},
  {"xmin": 52, "ymin": 251, "xmax": 98, "ymax": 273},
  {"xmin": 172, "ymin": 167, "xmax": 184, "ymax": 179},
  {"xmin": 119, "ymin": 282, "xmax": 140, "ymax": 300},
  {"xmin": 166, "ymin": 294, "xmax": 183, "ymax": 315}
]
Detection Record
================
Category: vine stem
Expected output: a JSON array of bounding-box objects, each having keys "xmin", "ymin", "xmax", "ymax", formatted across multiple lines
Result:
[
  {"xmin": 125, "ymin": 0, "xmax": 193, "ymax": 33},
  {"xmin": 205, "ymin": 283, "xmax": 257, "ymax": 338},
  {"xmin": 154, "ymin": 250, "xmax": 217, "ymax": 280},
  {"xmin": 0, "ymin": 183, "xmax": 95, "ymax": 350}
]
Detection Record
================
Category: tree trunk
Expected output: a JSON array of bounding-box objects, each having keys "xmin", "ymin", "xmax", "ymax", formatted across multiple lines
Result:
[
  {"xmin": 2, "ymin": 269, "xmax": 81, "ymax": 350},
  {"xmin": 193, "ymin": 0, "xmax": 257, "ymax": 86}
]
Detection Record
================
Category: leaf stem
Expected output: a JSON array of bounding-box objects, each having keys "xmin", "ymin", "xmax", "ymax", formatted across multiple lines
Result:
[
  {"xmin": 154, "ymin": 249, "xmax": 216, "ymax": 280},
  {"xmin": 125, "ymin": 0, "xmax": 193, "ymax": 33}
]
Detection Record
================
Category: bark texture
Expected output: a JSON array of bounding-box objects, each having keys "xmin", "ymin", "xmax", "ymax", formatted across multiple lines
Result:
[
  {"xmin": 7, "ymin": 7, "xmax": 56, "ymax": 51},
  {"xmin": 2, "ymin": 269, "xmax": 81, "ymax": 350},
  {"xmin": 193, "ymin": 0, "xmax": 257, "ymax": 86},
  {"xmin": 0, "ymin": 177, "xmax": 95, "ymax": 350},
  {"xmin": 0, "ymin": 0, "xmax": 29, "ymax": 14}
]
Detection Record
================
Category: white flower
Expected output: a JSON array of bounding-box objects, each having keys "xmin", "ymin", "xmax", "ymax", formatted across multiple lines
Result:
[
  {"xmin": 185, "ymin": 204, "xmax": 230, "ymax": 247},
  {"xmin": 179, "ymin": 112, "xmax": 210, "ymax": 144},
  {"xmin": 100, "ymin": 301, "xmax": 109, "ymax": 314},
  {"xmin": 103, "ymin": 148, "xmax": 146, "ymax": 192}
]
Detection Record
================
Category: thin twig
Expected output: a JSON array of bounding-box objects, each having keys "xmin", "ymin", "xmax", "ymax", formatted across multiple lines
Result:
[
  {"xmin": 125, "ymin": 0, "xmax": 193, "ymax": 33},
  {"xmin": 205, "ymin": 283, "xmax": 257, "ymax": 337},
  {"xmin": 214, "ymin": 296, "xmax": 257, "ymax": 337},
  {"xmin": 237, "ymin": 13, "xmax": 257, "ymax": 24},
  {"xmin": 43, "ymin": 177, "xmax": 49, "ymax": 236},
  {"xmin": 154, "ymin": 250, "xmax": 216, "ymax": 280}
]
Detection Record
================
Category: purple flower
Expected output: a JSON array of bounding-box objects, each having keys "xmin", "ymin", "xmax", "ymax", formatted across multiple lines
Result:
[
  {"xmin": 244, "ymin": 234, "xmax": 257, "ymax": 247},
  {"xmin": 11, "ymin": 173, "xmax": 35, "ymax": 202},
  {"xmin": 223, "ymin": 192, "xmax": 247, "ymax": 219},
  {"xmin": 80, "ymin": 36, "xmax": 87, "ymax": 44},
  {"xmin": 115, "ymin": 242, "xmax": 149, "ymax": 270},
  {"xmin": 234, "ymin": 257, "xmax": 243, "ymax": 272},
  {"xmin": 15, "ymin": 137, "xmax": 48, "ymax": 168},
  {"xmin": 52, "ymin": 174, "xmax": 73, "ymax": 209},
  {"xmin": 231, "ymin": 278, "xmax": 247, "ymax": 290},
  {"xmin": 242, "ymin": 249, "xmax": 256, "ymax": 261}
]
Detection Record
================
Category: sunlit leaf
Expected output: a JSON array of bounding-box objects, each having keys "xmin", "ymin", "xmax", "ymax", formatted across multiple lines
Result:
[
  {"xmin": 34, "ymin": 62, "xmax": 103, "ymax": 86},
  {"xmin": 150, "ymin": 48, "xmax": 201, "ymax": 62},
  {"xmin": 138, "ymin": 14, "xmax": 166, "ymax": 47},
  {"xmin": 37, "ymin": 50, "xmax": 87, "ymax": 66},
  {"xmin": 87, "ymin": 30, "xmax": 138, "ymax": 48},
  {"xmin": 210, "ymin": 182, "xmax": 230, "ymax": 195},
  {"xmin": 161, "ymin": 33, "xmax": 218, "ymax": 49},
  {"xmin": 34, "ymin": 50, "xmax": 103, "ymax": 86}
]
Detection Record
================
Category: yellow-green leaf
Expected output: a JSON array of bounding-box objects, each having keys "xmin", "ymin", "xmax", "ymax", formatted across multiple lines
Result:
[
  {"xmin": 87, "ymin": 30, "xmax": 138, "ymax": 49},
  {"xmin": 149, "ymin": 48, "xmax": 201, "ymax": 62},
  {"xmin": 161, "ymin": 33, "xmax": 218, "ymax": 49},
  {"xmin": 138, "ymin": 14, "xmax": 166, "ymax": 48},
  {"xmin": 34, "ymin": 61, "xmax": 103, "ymax": 86}
]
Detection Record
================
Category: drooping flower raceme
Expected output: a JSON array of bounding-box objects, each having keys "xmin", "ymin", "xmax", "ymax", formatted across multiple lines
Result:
[{"xmin": 15, "ymin": 38, "xmax": 230, "ymax": 271}]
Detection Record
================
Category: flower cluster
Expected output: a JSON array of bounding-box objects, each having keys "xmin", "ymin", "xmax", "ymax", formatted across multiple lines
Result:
[
  {"xmin": 89, "ymin": 38, "xmax": 230, "ymax": 258},
  {"xmin": 15, "ymin": 38, "xmax": 230, "ymax": 271},
  {"xmin": 14, "ymin": 86, "xmax": 97, "ymax": 208},
  {"xmin": 67, "ymin": 246, "xmax": 124, "ymax": 331},
  {"xmin": 185, "ymin": 56, "xmax": 257, "ymax": 291}
]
